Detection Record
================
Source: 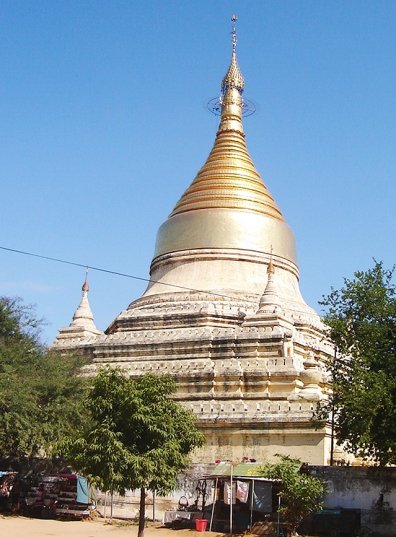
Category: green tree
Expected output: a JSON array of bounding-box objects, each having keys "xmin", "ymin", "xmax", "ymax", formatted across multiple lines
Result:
[
  {"xmin": 0, "ymin": 296, "xmax": 88, "ymax": 457},
  {"xmin": 317, "ymin": 261, "xmax": 396, "ymax": 465},
  {"xmin": 258, "ymin": 455, "xmax": 326, "ymax": 537},
  {"xmin": 61, "ymin": 368, "xmax": 205, "ymax": 537}
]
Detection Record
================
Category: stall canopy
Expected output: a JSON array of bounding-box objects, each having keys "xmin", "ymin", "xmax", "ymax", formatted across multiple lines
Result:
[{"xmin": 199, "ymin": 462, "xmax": 279, "ymax": 533}]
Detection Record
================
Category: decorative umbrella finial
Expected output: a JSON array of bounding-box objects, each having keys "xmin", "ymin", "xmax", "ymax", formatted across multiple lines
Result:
[
  {"xmin": 231, "ymin": 15, "xmax": 237, "ymax": 54},
  {"xmin": 221, "ymin": 15, "xmax": 245, "ymax": 95},
  {"xmin": 82, "ymin": 267, "xmax": 89, "ymax": 293}
]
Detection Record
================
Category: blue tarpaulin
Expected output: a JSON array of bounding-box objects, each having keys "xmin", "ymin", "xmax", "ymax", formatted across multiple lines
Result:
[
  {"xmin": 76, "ymin": 476, "xmax": 89, "ymax": 504},
  {"xmin": 252, "ymin": 481, "xmax": 272, "ymax": 513}
]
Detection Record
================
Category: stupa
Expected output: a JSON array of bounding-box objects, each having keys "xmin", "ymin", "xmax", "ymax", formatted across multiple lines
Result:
[
  {"xmin": 54, "ymin": 19, "xmax": 334, "ymax": 465},
  {"xmin": 55, "ymin": 276, "xmax": 103, "ymax": 342}
]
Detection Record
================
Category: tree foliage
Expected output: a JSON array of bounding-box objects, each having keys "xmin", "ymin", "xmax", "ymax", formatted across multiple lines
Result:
[
  {"xmin": 317, "ymin": 261, "xmax": 396, "ymax": 465},
  {"xmin": 61, "ymin": 368, "xmax": 205, "ymax": 537},
  {"xmin": 258, "ymin": 455, "xmax": 326, "ymax": 536},
  {"xmin": 0, "ymin": 296, "xmax": 88, "ymax": 458}
]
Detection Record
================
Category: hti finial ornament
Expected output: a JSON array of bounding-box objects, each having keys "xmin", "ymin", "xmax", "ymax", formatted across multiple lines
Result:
[
  {"xmin": 207, "ymin": 16, "xmax": 256, "ymax": 117},
  {"xmin": 231, "ymin": 15, "xmax": 237, "ymax": 54},
  {"xmin": 267, "ymin": 246, "xmax": 275, "ymax": 274},
  {"xmin": 82, "ymin": 266, "xmax": 89, "ymax": 292}
]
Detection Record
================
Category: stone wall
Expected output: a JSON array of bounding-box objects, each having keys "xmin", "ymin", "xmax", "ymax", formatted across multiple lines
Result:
[{"xmin": 308, "ymin": 466, "xmax": 396, "ymax": 536}]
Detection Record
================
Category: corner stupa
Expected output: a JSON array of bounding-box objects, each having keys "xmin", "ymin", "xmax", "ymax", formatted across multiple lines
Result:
[
  {"xmin": 54, "ymin": 18, "xmax": 334, "ymax": 465},
  {"xmin": 55, "ymin": 276, "xmax": 103, "ymax": 344}
]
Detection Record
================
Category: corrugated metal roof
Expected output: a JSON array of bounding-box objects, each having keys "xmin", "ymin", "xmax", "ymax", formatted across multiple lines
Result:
[{"xmin": 208, "ymin": 462, "xmax": 269, "ymax": 478}]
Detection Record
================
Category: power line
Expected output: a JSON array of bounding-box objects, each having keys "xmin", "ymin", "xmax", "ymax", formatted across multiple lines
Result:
[
  {"xmin": 0, "ymin": 245, "xmax": 257, "ymax": 303},
  {"xmin": 1, "ymin": 245, "xmax": 375, "ymax": 369},
  {"xmin": 0, "ymin": 245, "xmax": 385, "ymax": 331}
]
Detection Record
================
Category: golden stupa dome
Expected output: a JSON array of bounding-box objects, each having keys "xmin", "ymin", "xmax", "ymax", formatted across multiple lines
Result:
[{"xmin": 153, "ymin": 20, "xmax": 296, "ymax": 267}]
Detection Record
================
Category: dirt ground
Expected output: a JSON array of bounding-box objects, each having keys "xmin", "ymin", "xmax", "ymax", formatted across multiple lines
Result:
[{"xmin": 0, "ymin": 516, "xmax": 225, "ymax": 537}]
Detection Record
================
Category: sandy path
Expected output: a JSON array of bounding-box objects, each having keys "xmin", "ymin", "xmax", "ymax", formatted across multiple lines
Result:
[{"xmin": 0, "ymin": 517, "xmax": 214, "ymax": 537}]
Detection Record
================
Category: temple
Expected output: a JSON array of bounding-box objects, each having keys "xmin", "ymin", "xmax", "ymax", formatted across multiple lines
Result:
[{"xmin": 54, "ymin": 19, "xmax": 335, "ymax": 465}]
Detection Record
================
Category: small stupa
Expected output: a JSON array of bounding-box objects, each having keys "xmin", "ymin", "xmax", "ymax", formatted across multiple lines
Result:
[{"xmin": 55, "ymin": 275, "xmax": 103, "ymax": 343}]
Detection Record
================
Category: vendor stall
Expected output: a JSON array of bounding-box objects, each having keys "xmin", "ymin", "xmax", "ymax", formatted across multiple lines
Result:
[{"xmin": 198, "ymin": 462, "xmax": 279, "ymax": 533}]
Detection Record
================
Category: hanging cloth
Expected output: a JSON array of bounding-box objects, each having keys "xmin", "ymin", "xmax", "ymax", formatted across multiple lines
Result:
[
  {"xmin": 223, "ymin": 482, "xmax": 236, "ymax": 505},
  {"xmin": 236, "ymin": 481, "xmax": 249, "ymax": 503}
]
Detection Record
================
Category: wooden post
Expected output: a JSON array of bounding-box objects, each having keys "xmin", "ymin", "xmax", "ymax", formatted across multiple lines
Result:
[
  {"xmin": 277, "ymin": 494, "xmax": 281, "ymax": 537},
  {"xmin": 209, "ymin": 478, "xmax": 218, "ymax": 532},
  {"xmin": 249, "ymin": 480, "xmax": 254, "ymax": 530},
  {"xmin": 104, "ymin": 490, "xmax": 107, "ymax": 521},
  {"xmin": 230, "ymin": 463, "xmax": 233, "ymax": 534}
]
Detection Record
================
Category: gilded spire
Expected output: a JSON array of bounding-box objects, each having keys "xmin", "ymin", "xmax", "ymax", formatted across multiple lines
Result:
[
  {"xmin": 221, "ymin": 15, "xmax": 245, "ymax": 95},
  {"xmin": 168, "ymin": 17, "xmax": 284, "ymax": 221}
]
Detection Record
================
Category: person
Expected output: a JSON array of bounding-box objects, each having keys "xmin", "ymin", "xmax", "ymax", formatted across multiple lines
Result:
[
  {"xmin": 36, "ymin": 483, "xmax": 45, "ymax": 503},
  {"xmin": 10, "ymin": 477, "xmax": 22, "ymax": 513},
  {"xmin": 0, "ymin": 477, "xmax": 9, "ymax": 511}
]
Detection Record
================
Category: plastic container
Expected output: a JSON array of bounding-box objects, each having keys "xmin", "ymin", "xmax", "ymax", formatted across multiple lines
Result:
[{"xmin": 195, "ymin": 519, "xmax": 208, "ymax": 532}]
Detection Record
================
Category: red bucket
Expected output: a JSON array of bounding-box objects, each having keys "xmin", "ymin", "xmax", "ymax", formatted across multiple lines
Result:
[{"xmin": 195, "ymin": 519, "xmax": 208, "ymax": 532}]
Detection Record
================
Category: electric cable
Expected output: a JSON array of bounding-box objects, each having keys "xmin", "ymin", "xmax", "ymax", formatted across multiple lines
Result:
[
  {"xmin": 0, "ymin": 244, "xmax": 379, "ymax": 369},
  {"xmin": 0, "ymin": 244, "xmax": 379, "ymax": 337},
  {"xmin": 0, "ymin": 245, "xmax": 260, "ymax": 303}
]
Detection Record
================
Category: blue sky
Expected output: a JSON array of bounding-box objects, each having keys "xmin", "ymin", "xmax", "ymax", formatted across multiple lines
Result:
[{"xmin": 1, "ymin": 0, "xmax": 395, "ymax": 343}]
